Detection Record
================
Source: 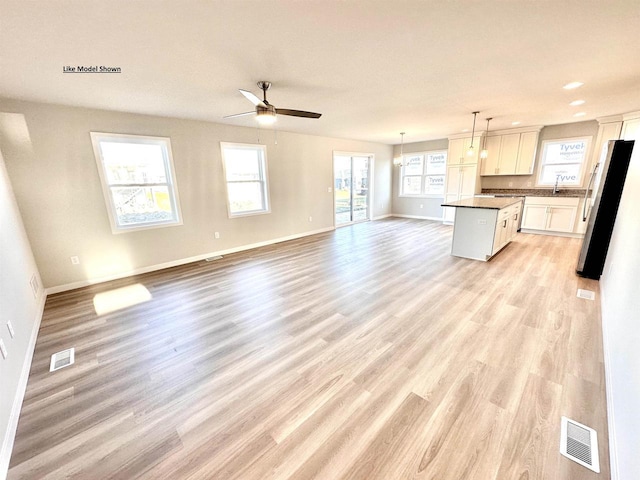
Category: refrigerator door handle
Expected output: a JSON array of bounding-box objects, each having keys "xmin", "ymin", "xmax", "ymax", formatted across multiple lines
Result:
[{"xmin": 583, "ymin": 163, "xmax": 599, "ymax": 221}]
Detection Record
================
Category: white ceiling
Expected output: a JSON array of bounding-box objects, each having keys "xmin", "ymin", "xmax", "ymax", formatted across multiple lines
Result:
[{"xmin": 1, "ymin": 0, "xmax": 639, "ymax": 145}]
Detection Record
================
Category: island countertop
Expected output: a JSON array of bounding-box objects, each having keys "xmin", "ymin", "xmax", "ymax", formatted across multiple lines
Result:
[{"xmin": 441, "ymin": 197, "xmax": 522, "ymax": 210}]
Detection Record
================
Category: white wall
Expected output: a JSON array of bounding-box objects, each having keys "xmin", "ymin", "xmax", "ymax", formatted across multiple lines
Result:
[
  {"xmin": 0, "ymin": 148, "xmax": 45, "ymax": 480},
  {"xmin": 600, "ymin": 115, "xmax": 640, "ymax": 480},
  {"xmin": 391, "ymin": 138, "xmax": 449, "ymax": 219},
  {"xmin": 0, "ymin": 99, "xmax": 392, "ymax": 290}
]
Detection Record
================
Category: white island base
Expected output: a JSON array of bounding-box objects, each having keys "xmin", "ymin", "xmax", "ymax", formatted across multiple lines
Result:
[{"xmin": 441, "ymin": 197, "xmax": 522, "ymax": 261}]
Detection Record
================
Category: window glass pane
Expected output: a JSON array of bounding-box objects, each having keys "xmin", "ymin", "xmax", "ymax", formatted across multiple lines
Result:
[
  {"xmin": 402, "ymin": 176, "xmax": 422, "ymax": 195},
  {"xmin": 110, "ymin": 186, "xmax": 175, "ymax": 225},
  {"xmin": 540, "ymin": 163, "xmax": 582, "ymax": 185},
  {"xmin": 424, "ymin": 175, "xmax": 445, "ymax": 194},
  {"xmin": 223, "ymin": 148, "xmax": 261, "ymax": 181},
  {"xmin": 227, "ymin": 182, "xmax": 265, "ymax": 213},
  {"xmin": 543, "ymin": 140, "xmax": 588, "ymax": 165},
  {"xmin": 403, "ymin": 155, "xmax": 424, "ymax": 175},
  {"xmin": 426, "ymin": 152, "xmax": 446, "ymax": 175},
  {"xmin": 100, "ymin": 142, "xmax": 167, "ymax": 184}
]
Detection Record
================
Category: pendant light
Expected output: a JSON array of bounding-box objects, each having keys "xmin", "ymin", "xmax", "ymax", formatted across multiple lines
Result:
[
  {"xmin": 466, "ymin": 111, "xmax": 479, "ymax": 156},
  {"xmin": 393, "ymin": 132, "xmax": 406, "ymax": 167},
  {"xmin": 480, "ymin": 117, "xmax": 492, "ymax": 159}
]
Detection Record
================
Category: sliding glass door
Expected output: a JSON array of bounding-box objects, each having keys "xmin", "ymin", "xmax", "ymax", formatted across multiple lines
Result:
[{"xmin": 334, "ymin": 153, "xmax": 370, "ymax": 226}]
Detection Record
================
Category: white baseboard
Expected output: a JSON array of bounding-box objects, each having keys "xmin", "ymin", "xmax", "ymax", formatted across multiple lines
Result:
[
  {"xmin": 46, "ymin": 226, "xmax": 336, "ymax": 295},
  {"xmin": 391, "ymin": 214, "xmax": 444, "ymax": 222},
  {"xmin": 599, "ymin": 284, "xmax": 619, "ymax": 480},
  {"xmin": 519, "ymin": 228, "xmax": 584, "ymax": 238},
  {"xmin": 0, "ymin": 292, "xmax": 46, "ymax": 480},
  {"xmin": 372, "ymin": 214, "xmax": 393, "ymax": 220}
]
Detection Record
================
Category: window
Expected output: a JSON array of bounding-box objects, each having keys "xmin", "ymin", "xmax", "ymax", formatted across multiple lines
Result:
[
  {"xmin": 537, "ymin": 137, "xmax": 590, "ymax": 187},
  {"xmin": 399, "ymin": 150, "xmax": 446, "ymax": 196},
  {"xmin": 220, "ymin": 142, "xmax": 270, "ymax": 217},
  {"xmin": 90, "ymin": 132, "xmax": 182, "ymax": 233}
]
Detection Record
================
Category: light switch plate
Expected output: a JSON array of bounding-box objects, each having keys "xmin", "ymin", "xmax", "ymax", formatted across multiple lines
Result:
[
  {"xmin": 0, "ymin": 339, "xmax": 7, "ymax": 359},
  {"xmin": 7, "ymin": 321, "xmax": 15, "ymax": 338}
]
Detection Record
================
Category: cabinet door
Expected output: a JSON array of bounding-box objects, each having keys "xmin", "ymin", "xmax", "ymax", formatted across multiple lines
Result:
[
  {"xmin": 547, "ymin": 206, "xmax": 577, "ymax": 233},
  {"xmin": 459, "ymin": 164, "xmax": 478, "ymax": 196},
  {"xmin": 509, "ymin": 205, "xmax": 520, "ymax": 240},
  {"xmin": 515, "ymin": 131, "xmax": 538, "ymax": 175},
  {"xmin": 445, "ymin": 165, "xmax": 461, "ymax": 196},
  {"xmin": 498, "ymin": 134, "xmax": 520, "ymax": 175},
  {"xmin": 448, "ymin": 138, "xmax": 466, "ymax": 165},
  {"xmin": 480, "ymin": 136, "xmax": 502, "ymax": 175},
  {"xmin": 521, "ymin": 205, "xmax": 548, "ymax": 230}
]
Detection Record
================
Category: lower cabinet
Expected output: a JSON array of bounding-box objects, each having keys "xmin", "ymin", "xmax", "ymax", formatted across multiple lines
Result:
[
  {"xmin": 450, "ymin": 201, "xmax": 522, "ymax": 261},
  {"xmin": 521, "ymin": 197, "xmax": 579, "ymax": 233}
]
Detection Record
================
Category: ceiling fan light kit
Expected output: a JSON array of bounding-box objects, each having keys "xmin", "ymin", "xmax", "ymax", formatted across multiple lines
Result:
[{"xmin": 225, "ymin": 81, "xmax": 322, "ymax": 124}]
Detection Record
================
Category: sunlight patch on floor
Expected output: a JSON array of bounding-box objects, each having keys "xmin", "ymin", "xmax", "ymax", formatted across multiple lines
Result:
[{"xmin": 93, "ymin": 283, "xmax": 152, "ymax": 315}]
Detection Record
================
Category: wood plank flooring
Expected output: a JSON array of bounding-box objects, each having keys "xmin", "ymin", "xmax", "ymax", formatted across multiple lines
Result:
[{"xmin": 8, "ymin": 218, "xmax": 609, "ymax": 479}]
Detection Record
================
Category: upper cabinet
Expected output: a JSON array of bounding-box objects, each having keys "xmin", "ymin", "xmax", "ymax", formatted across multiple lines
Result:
[
  {"xmin": 479, "ymin": 127, "xmax": 542, "ymax": 176},
  {"xmin": 448, "ymin": 136, "xmax": 482, "ymax": 165}
]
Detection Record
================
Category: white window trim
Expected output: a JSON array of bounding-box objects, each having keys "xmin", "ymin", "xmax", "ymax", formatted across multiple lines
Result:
[
  {"xmin": 220, "ymin": 142, "xmax": 271, "ymax": 218},
  {"xmin": 536, "ymin": 136, "xmax": 592, "ymax": 188},
  {"xmin": 398, "ymin": 150, "xmax": 447, "ymax": 198},
  {"xmin": 90, "ymin": 132, "xmax": 183, "ymax": 234}
]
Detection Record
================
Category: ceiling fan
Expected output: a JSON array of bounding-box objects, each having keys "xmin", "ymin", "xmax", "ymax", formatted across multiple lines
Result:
[{"xmin": 224, "ymin": 81, "xmax": 322, "ymax": 124}]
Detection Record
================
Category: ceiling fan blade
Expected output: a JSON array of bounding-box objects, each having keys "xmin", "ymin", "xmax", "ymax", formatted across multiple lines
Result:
[
  {"xmin": 223, "ymin": 111, "xmax": 256, "ymax": 119},
  {"xmin": 276, "ymin": 109, "xmax": 322, "ymax": 119},
  {"xmin": 239, "ymin": 89, "xmax": 266, "ymax": 107}
]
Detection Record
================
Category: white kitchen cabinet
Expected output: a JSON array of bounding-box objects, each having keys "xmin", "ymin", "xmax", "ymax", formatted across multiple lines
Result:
[
  {"xmin": 480, "ymin": 128, "xmax": 541, "ymax": 176},
  {"xmin": 448, "ymin": 136, "xmax": 482, "ymax": 165},
  {"xmin": 521, "ymin": 197, "xmax": 578, "ymax": 233},
  {"xmin": 515, "ymin": 131, "xmax": 538, "ymax": 174},
  {"xmin": 480, "ymin": 136, "xmax": 502, "ymax": 175},
  {"xmin": 443, "ymin": 197, "xmax": 522, "ymax": 261},
  {"xmin": 443, "ymin": 164, "xmax": 479, "ymax": 223}
]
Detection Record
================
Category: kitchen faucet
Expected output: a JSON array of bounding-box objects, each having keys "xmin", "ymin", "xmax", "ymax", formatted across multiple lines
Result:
[{"xmin": 553, "ymin": 175, "xmax": 560, "ymax": 194}]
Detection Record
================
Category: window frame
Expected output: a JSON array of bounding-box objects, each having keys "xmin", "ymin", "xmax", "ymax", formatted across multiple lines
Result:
[
  {"xmin": 220, "ymin": 142, "xmax": 271, "ymax": 218},
  {"xmin": 398, "ymin": 150, "xmax": 447, "ymax": 198},
  {"xmin": 536, "ymin": 136, "xmax": 591, "ymax": 188},
  {"xmin": 90, "ymin": 132, "xmax": 183, "ymax": 234}
]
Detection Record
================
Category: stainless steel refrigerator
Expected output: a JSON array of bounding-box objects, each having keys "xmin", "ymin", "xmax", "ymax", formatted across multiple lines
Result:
[{"xmin": 577, "ymin": 139, "xmax": 635, "ymax": 279}]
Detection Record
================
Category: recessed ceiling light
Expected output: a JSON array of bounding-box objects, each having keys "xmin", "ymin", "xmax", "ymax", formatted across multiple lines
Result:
[
  {"xmin": 563, "ymin": 81, "xmax": 584, "ymax": 90},
  {"xmin": 570, "ymin": 100, "xmax": 586, "ymax": 106},
  {"xmin": 511, "ymin": 121, "xmax": 521, "ymax": 126},
  {"xmin": 574, "ymin": 112, "xmax": 587, "ymax": 117}
]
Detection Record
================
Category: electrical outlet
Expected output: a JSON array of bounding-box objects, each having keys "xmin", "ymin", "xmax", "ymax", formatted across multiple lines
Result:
[
  {"xmin": 526, "ymin": 181, "xmax": 532, "ymax": 187},
  {"xmin": 328, "ymin": 187, "xmax": 332, "ymax": 193},
  {"xmin": 508, "ymin": 182, "xmax": 513, "ymax": 187},
  {"xmin": 214, "ymin": 232, "xmax": 220, "ymax": 239},
  {"xmin": 70, "ymin": 256, "xmax": 80, "ymax": 265},
  {"xmin": 7, "ymin": 321, "xmax": 15, "ymax": 338},
  {"xmin": 420, "ymin": 204, "xmax": 424, "ymax": 209},
  {"xmin": 308, "ymin": 216, "xmax": 313, "ymax": 222},
  {"xmin": 0, "ymin": 339, "xmax": 7, "ymax": 359},
  {"xmin": 478, "ymin": 219, "xmax": 487, "ymax": 225}
]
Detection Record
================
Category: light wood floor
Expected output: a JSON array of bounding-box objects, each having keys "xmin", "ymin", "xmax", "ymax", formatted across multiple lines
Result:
[{"xmin": 9, "ymin": 218, "xmax": 609, "ymax": 479}]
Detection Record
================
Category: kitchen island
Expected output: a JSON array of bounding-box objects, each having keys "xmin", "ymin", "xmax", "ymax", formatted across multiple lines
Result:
[{"xmin": 441, "ymin": 197, "xmax": 523, "ymax": 261}]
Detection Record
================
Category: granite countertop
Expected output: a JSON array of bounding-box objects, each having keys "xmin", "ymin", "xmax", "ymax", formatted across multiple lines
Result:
[
  {"xmin": 441, "ymin": 197, "xmax": 522, "ymax": 210},
  {"xmin": 481, "ymin": 188, "xmax": 587, "ymax": 198}
]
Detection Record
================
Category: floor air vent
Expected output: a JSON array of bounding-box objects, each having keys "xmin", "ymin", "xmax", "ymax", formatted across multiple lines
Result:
[
  {"xmin": 560, "ymin": 416, "xmax": 600, "ymax": 473},
  {"xmin": 50, "ymin": 348, "xmax": 75, "ymax": 372},
  {"xmin": 576, "ymin": 289, "xmax": 596, "ymax": 300}
]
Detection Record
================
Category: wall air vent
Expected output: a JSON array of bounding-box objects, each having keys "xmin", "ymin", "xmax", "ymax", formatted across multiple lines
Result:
[
  {"xmin": 205, "ymin": 256, "xmax": 223, "ymax": 262},
  {"xmin": 560, "ymin": 416, "xmax": 600, "ymax": 473},
  {"xmin": 576, "ymin": 288, "xmax": 596, "ymax": 300},
  {"xmin": 50, "ymin": 348, "xmax": 75, "ymax": 372}
]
